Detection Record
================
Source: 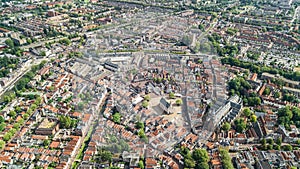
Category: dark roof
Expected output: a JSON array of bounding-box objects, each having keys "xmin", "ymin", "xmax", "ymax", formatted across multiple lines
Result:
[
  {"xmin": 104, "ymin": 62, "xmax": 118, "ymax": 69},
  {"xmin": 160, "ymin": 98, "xmax": 170, "ymax": 109}
]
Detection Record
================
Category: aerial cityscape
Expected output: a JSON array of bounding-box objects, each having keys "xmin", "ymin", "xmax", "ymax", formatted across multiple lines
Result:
[{"xmin": 0, "ymin": 0, "xmax": 299, "ymax": 169}]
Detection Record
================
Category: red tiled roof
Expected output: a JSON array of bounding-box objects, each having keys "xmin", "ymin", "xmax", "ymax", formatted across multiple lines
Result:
[{"xmin": 49, "ymin": 141, "xmax": 60, "ymax": 148}]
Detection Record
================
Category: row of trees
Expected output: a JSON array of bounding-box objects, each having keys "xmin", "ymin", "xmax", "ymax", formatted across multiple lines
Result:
[
  {"xmin": 260, "ymin": 138, "xmax": 282, "ymax": 151},
  {"xmin": 180, "ymin": 147, "xmax": 210, "ymax": 169},
  {"xmin": 277, "ymin": 106, "xmax": 300, "ymax": 129},
  {"xmin": 58, "ymin": 38, "xmax": 71, "ymax": 46},
  {"xmin": 112, "ymin": 112, "xmax": 121, "ymax": 124},
  {"xmin": 222, "ymin": 108, "xmax": 257, "ymax": 133},
  {"xmin": 282, "ymin": 92, "xmax": 299, "ymax": 103},
  {"xmin": 208, "ymin": 33, "xmax": 239, "ymax": 57},
  {"xmin": 4, "ymin": 39, "xmax": 24, "ymax": 57},
  {"xmin": 105, "ymin": 136, "xmax": 130, "ymax": 153},
  {"xmin": 220, "ymin": 149, "xmax": 234, "ymax": 169},
  {"xmin": 246, "ymin": 51, "xmax": 260, "ymax": 61},
  {"xmin": 228, "ymin": 77, "xmax": 261, "ymax": 106},
  {"xmin": 221, "ymin": 57, "xmax": 300, "ymax": 82},
  {"xmin": 58, "ymin": 115, "xmax": 77, "ymax": 129},
  {"xmin": 14, "ymin": 61, "xmax": 47, "ymax": 92},
  {"xmin": 0, "ymin": 116, "xmax": 6, "ymax": 132},
  {"xmin": 0, "ymin": 56, "xmax": 19, "ymax": 78}
]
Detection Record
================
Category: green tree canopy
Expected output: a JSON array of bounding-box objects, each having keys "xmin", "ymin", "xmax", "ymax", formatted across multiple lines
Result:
[
  {"xmin": 0, "ymin": 116, "xmax": 4, "ymax": 123},
  {"xmin": 138, "ymin": 160, "xmax": 144, "ymax": 169},
  {"xmin": 282, "ymin": 144, "xmax": 293, "ymax": 151},
  {"xmin": 192, "ymin": 149, "xmax": 209, "ymax": 163},
  {"xmin": 59, "ymin": 115, "xmax": 72, "ymax": 129},
  {"xmin": 112, "ymin": 113, "xmax": 121, "ymax": 124},
  {"xmin": 243, "ymin": 108, "xmax": 252, "ymax": 117},
  {"xmin": 276, "ymin": 137, "xmax": 282, "ymax": 146},
  {"xmin": 135, "ymin": 121, "xmax": 144, "ymax": 129},
  {"xmin": 144, "ymin": 95, "xmax": 150, "ymax": 101},
  {"xmin": 234, "ymin": 118, "xmax": 246, "ymax": 133},
  {"xmin": 169, "ymin": 92, "xmax": 175, "ymax": 99},
  {"xmin": 175, "ymin": 99, "xmax": 183, "ymax": 106},
  {"xmin": 0, "ymin": 140, "xmax": 5, "ymax": 149},
  {"xmin": 5, "ymin": 38, "xmax": 14, "ymax": 48},
  {"xmin": 142, "ymin": 101, "xmax": 149, "ymax": 108},
  {"xmin": 43, "ymin": 139, "xmax": 50, "ymax": 147},
  {"xmin": 222, "ymin": 122, "xmax": 231, "ymax": 131},
  {"xmin": 99, "ymin": 150, "xmax": 112, "ymax": 162},
  {"xmin": 184, "ymin": 158, "xmax": 196, "ymax": 168},
  {"xmin": 220, "ymin": 149, "xmax": 234, "ymax": 169},
  {"xmin": 250, "ymin": 115, "xmax": 257, "ymax": 122}
]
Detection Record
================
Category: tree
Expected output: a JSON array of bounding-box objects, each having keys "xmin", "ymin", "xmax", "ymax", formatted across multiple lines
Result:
[
  {"xmin": 0, "ymin": 116, "xmax": 4, "ymax": 123},
  {"xmin": 23, "ymin": 113, "xmax": 29, "ymax": 120},
  {"xmin": 138, "ymin": 129, "xmax": 146, "ymax": 138},
  {"xmin": 198, "ymin": 24, "xmax": 205, "ymax": 31},
  {"xmin": 193, "ymin": 42, "xmax": 200, "ymax": 53},
  {"xmin": 276, "ymin": 137, "xmax": 282, "ymax": 146},
  {"xmin": 142, "ymin": 101, "xmax": 149, "ymax": 108},
  {"xmin": 99, "ymin": 150, "xmax": 112, "ymax": 162},
  {"xmin": 59, "ymin": 115, "xmax": 72, "ymax": 129},
  {"xmin": 40, "ymin": 51, "xmax": 46, "ymax": 56},
  {"xmin": 222, "ymin": 122, "xmax": 231, "ymax": 131},
  {"xmin": 181, "ymin": 35, "xmax": 193, "ymax": 46},
  {"xmin": 220, "ymin": 149, "xmax": 234, "ymax": 169},
  {"xmin": 184, "ymin": 158, "xmax": 196, "ymax": 168},
  {"xmin": 274, "ymin": 144, "xmax": 280, "ymax": 150},
  {"xmin": 250, "ymin": 115, "xmax": 257, "ymax": 122},
  {"xmin": 9, "ymin": 110, "xmax": 16, "ymax": 118},
  {"xmin": 267, "ymin": 144, "xmax": 273, "ymax": 150},
  {"xmin": 200, "ymin": 43, "xmax": 211, "ymax": 53},
  {"xmin": 261, "ymin": 138, "xmax": 267, "ymax": 145},
  {"xmin": 3, "ymin": 95, "xmax": 11, "ymax": 103},
  {"xmin": 136, "ymin": 121, "xmax": 144, "ymax": 129},
  {"xmin": 175, "ymin": 99, "xmax": 183, "ymax": 106},
  {"xmin": 169, "ymin": 92, "xmax": 175, "ymax": 99},
  {"xmin": 78, "ymin": 102, "xmax": 84, "ymax": 111},
  {"xmin": 274, "ymin": 91, "xmax": 280, "ymax": 98},
  {"xmin": 5, "ymin": 39, "xmax": 14, "ymax": 48},
  {"xmin": 59, "ymin": 38, "xmax": 71, "ymax": 46},
  {"xmin": 243, "ymin": 108, "xmax": 252, "ymax": 117},
  {"xmin": 3, "ymin": 133, "xmax": 11, "ymax": 142},
  {"xmin": 263, "ymin": 87, "xmax": 271, "ymax": 95},
  {"xmin": 248, "ymin": 97, "xmax": 261, "ymax": 106},
  {"xmin": 26, "ymin": 38, "xmax": 32, "ymax": 44},
  {"xmin": 0, "ymin": 123, "xmax": 5, "ymax": 132},
  {"xmin": 282, "ymin": 144, "xmax": 293, "ymax": 151},
  {"xmin": 0, "ymin": 140, "xmax": 5, "ymax": 149},
  {"xmin": 138, "ymin": 160, "xmax": 144, "ymax": 169},
  {"xmin": 15, "ymin": 106, "xmax": 22, "ymax": 113},
  {"xmin": 112, "ymin": 113, "xmax": 121, "ymax": 123},
  {"xmin": 43, "ymin": 139, "xmax": 50, "ymax": 147},
  {"xmin": 261, "ymin": 138, "xmax": 267, "ymax": 150},
  {"xmin": 268, "ymin": 138, "xmax": 274, "ymax": 145},
  {"xmin": 13, "ymin": 123, "xmax": 20, "ymax": 130},
  {"xmin": 192, "ymin": 149, "xmax": 209, "ymax": 163},
  {"xmin": 144, "ymin": 95, "xmax": 150, "ymax": 101},
  {"xmin": 196, "ymin": 162, "xmax": 209, "ymax": 169},
  {"xmin": 180, "ymin": 146, "xmax": 190, "ymax": 157},
  {"xmin": 234, "ymin": 118, "xmax": 246, "ymax": 133}
]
